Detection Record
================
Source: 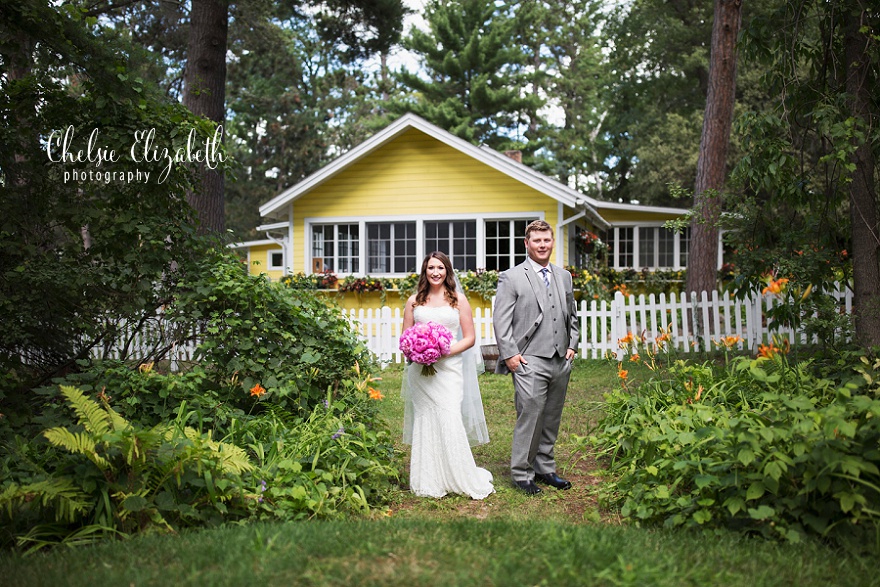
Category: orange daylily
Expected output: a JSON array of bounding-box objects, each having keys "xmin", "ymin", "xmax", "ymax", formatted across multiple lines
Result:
[
  {"xmin": 757, "ymin": 344, "xmax": 777, "ymax": 358},
  {"xmin": 762, "ymin": 278, "xmax": 789, "ymax": 296},
  {"xmin": 368, "ymin": 387, "xmax": 384, "ymax": 401},
  {"xmin": 758, "ymin": 337, "xmax": 791, "ymax": 359},
  {"xmin": 714, "ymin": 335, "xmax": 743, "ymax": 350},
  {"xmin": 249, "ymin": 383, "xmax": 267, "ymax": 397}
]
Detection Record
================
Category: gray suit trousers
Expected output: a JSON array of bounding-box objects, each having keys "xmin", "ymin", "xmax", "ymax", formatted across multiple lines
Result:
[{"xmin": 510, "ymin": 353, "xmax": 572, "ymax": 481}]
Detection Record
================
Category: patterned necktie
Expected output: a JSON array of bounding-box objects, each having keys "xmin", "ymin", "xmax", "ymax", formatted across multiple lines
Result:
[{"xmin": 540, "ymin": 267, "xmax": 550, "ymax": 288}]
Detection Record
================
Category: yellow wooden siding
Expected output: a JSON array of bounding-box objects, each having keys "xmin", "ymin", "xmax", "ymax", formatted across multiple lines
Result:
[
  {"xmin": 248, "ymin": 243, "xmax": 284, "ymax": 281},
  {"xmin": 294, "ymin": 129, "xmax": 550, "ymax": 217},
  {"xmin": 288, "ymin": 127, "xmax": 573, "ymax": 273}
]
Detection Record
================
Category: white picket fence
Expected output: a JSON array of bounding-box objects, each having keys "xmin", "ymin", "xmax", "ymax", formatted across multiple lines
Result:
[
  {"xmin": 90, "ymin": 287, "xmax": 853, "ymax": 368},
  {"xmin": 345, "ymin": 288, "xmax": 854, "ymax": 364}
]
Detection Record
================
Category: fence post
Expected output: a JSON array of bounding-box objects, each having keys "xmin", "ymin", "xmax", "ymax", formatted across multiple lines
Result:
[{"xmin": 612, "ymin": 291, "xmax": 626, "ymax": 360}]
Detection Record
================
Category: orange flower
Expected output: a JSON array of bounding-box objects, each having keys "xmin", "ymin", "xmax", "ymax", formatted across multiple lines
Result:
[
  {"xmin": 249, "ymin": 383, "xmax": 267, "ymax": 397},
  {"xmin": 762, "ymin": 278, "xmax": 789, "ymax": 296},
  {"xmin": 629, "ymin": 353, "xmax": 640, "ymax": 362},
  {"xmin": 714, "ymin": 335, "xmax": 742, "ymax": 350},
  {"xmin": 617, "ymin": 364, "xmax": 629, "ymax": 381},
  {"xmin": 758, "ymin": 338, "xmax": 790, "ymax": 358},
  {"xmin": 757, "ymin": 344, "xmax": 778, "ymax": 358},
  {"xmin": 368, "ymin": 387, "xmax": 384, "ymax": 401}
]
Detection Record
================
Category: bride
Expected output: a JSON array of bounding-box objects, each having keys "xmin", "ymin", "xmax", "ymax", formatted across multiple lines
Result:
[{"xmin": 401, "ymin": 251, "xmax": 494, "ymax": 499}]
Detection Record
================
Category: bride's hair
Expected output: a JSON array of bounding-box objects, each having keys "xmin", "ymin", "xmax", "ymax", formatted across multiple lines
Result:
[{"xmin": 414, "ymin": 251, "xmax": 458, "ymax": 308}]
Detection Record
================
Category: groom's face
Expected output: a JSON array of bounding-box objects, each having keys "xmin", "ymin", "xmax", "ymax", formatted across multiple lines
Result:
[{"xmin": 525, "ymin": 229, "xmax": 554, "ymax": 266}]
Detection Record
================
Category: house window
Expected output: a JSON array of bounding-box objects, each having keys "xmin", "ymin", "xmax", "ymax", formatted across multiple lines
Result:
[
  {"xmin": 605, "ymin": 225, "xmax": 691, "ymax": 270},
  {"xmin": 485, "ymin": 219, "xmax": 532, "ymax": 271},
  {"xmin": 679, "ymin": 226, "xmax": 690, "ymax": 268},
  {"xmin": 268, "ymin": 250, "xmax": 284, "ymax": 270},
  {"xmin": 312, "ymin": 223, "xmax": 359, "ymax": 274},
  {"xmin": 616, "ymin": 227, "xmax": 634, "ymax": 268},
  {"xmin": 638, "ymin": 227, "xmax": 654, "ymax": 269},
  {"xmin": 638, "ymin": 227, "xmax": 676, "ymax": 269},
  {"xmin": 425, "ymin": 220, "xmax": 477, "ymax": 271},
  {"xmin": 367, "ymin": 222, "xmax": 417, "ymax": 273}
]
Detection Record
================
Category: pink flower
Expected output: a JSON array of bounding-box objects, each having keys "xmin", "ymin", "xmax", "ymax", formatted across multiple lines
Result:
[{"xmin": 399, "ymin": 321, "xmax": 454, "ymax": 376}]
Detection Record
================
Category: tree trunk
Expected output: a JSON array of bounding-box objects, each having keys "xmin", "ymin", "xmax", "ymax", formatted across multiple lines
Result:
[
  {"xmin": 183, "ymin": 0, "xmax": 228, "ymax": 234},
  {"xmin": 685, "ymin": 0, "xmax": 743, "ymax": 297},
  {"xmin": 844, "ymin": 0, "xmax": 880, "ymax": 346}
]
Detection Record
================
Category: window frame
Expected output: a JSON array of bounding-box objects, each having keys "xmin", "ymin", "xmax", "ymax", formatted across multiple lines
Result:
[
  {"xmin": 268, "ymin": 249, "xmax": 285, "ymax": 270},
  {"xmin": 305, "ymin": 213, "xmax": 541, "ymax": 277},
  {"xmin": 606, "ymin": 223, "xmax": 696, "ymax": 270}
]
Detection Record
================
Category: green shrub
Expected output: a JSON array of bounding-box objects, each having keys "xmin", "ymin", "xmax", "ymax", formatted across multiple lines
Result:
[
  {"xmin": 169, "ymin": 250, "xmax": 373, "ymax": 413},
  {"xmin": 237, "ymin": 391, "xmax": 397, "ymax": 520},
  {"xmin": 582, "ymin": 345, "xmax": 880, "ymax": 547}
]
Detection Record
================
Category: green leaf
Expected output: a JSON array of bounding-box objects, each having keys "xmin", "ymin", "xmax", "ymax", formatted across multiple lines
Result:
[
  {"xmin": 764, "ymin": 461, "xmax": 783, "ymax": 481},
  {"xmin": 738, "ymin": 448, "xmax": 755, "ymax": 466},
  {"xmin": 122, "ymin": 495, "xmax": 148, "ymax": 512},
  {"xmin": 836, "ymin": 492, "xmax": 856, "ymax": 513},
  {"xmin": 724, "ymin": 496, "xmax": 745, "ymax": 515},
  {"xmin": 748, "ymin": 505, "xmax": 775, "ymax": 520},
  {"xmin": 746, "ymin": 481, "xmax": 765, "ymax": 501},
  {"xmin": 692, "ymin": 509, "xmax": 712, "ymax": 524},
  {"xmin": 694, "ymin": 474, "xmax": 717, "ymax": 489}
]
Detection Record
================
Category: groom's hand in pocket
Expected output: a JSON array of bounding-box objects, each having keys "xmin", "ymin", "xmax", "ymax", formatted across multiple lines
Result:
[{"xmin": 505, "ymin": 354, "xmax": 527, "ymax": 372}]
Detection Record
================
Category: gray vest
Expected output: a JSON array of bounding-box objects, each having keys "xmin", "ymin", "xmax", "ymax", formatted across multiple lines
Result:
[{"xmin": 530, "ymin": 270, "xmax": 569, "ymax": 358}]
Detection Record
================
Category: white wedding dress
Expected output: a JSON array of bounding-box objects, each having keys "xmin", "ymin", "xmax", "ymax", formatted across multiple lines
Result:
[{"xmin": 405, "ymin": 305, "xmax": 495, "ymax": 499}]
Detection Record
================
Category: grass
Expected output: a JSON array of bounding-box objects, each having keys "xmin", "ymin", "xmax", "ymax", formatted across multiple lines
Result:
[
  {"xmin": 381, "ymin": 359, "xmax": 622, "ymax": 524},
  {"xmin": 1, "ymin": 359, "xmax": 878, "ymax": 586}
]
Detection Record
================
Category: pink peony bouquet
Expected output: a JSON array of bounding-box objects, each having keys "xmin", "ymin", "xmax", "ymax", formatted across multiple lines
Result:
[{"xmin": 399, "ymin": 321, "xmax": 453, "ymax": 376}]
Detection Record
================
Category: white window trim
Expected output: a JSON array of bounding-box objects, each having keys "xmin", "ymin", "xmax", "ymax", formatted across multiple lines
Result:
[
  {"xmin": 607, "ymin": 222, "xmax": 721, "ymax": 271},
  {"xmin": 267, "ymin": 249, "xmax": 285, "ymax": 270},
  {"xmin": 304, "ymin": 212, "xmax": 542, "ymax": 276}
]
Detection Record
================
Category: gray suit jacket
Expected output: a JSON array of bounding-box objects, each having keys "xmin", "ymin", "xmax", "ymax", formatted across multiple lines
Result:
[{"xmin": 493, "ymin": 261, "xmax": 579, "ymax": 374}]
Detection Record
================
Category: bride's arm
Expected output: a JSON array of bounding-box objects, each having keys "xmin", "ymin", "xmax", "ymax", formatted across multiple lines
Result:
[
  {"xmin": 449, "ymin": 293, "xmax": 475, "ymax": 356},
  {"xmin": 402, "ymin": 295, "xmax": 416, "ymax": 331}
]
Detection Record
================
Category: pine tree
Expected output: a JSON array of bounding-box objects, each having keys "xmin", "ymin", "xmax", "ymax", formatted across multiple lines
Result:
[{"xmin": 392, "ymin": 0, "xmax": 539, "ymax": 150}]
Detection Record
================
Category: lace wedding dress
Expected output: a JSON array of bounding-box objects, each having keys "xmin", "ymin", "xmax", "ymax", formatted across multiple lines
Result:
[{"xmin": 405, "ymin": 305, "xmax": 495, "ymax": 499}]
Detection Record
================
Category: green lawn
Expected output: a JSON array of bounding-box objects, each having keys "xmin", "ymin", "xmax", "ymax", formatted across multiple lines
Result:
[{"xmin": 1, "ymin": 360, "xmax": 877, "ymax": 587}]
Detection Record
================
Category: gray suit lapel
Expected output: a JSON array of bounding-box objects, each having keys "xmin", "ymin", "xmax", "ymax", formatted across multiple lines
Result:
[{"xmin": 523, "ymin": 264, "xmax": 547, "ymax": 312}]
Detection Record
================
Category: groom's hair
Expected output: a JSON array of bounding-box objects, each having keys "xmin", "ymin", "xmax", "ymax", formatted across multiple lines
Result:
[{"xmin": 525, "ymin": 219, "xmax": 553, "ymax": 239}]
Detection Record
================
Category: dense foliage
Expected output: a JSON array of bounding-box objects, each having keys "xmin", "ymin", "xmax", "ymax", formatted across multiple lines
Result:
[
  {"xmin": 583, "ymin": 336, "xmax": 880, "ymax": 548},
  {"xmin": 0, "ymin": 252, "xmax": 397, "ymax": 551}
]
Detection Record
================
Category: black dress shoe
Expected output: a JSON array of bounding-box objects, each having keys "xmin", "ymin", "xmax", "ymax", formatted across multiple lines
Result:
[
  {"xmin": 534, "ymin": 472, "xmax": 572, "ymax": 490},
  {"xmin": 513, "ymin": 480, "xmax": 542, "ymax": 495}
]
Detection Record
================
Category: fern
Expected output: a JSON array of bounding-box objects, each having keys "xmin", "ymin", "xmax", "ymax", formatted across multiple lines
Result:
[
  {"xmin": 58, "ymin": 385, "xmax": 113, "ymax": 436},
  {"xmin": 43, "ymin": 428, "xmax": 110, "ymax": 469},
  {"xmin": 0, "ymin": 478, "xmax": 93, "ymax": 524}
]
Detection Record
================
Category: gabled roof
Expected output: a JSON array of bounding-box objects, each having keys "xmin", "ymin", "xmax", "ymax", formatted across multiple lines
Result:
[{"xmin": 259, "ymin": 112, "xmax": 614, "ymax": 229}]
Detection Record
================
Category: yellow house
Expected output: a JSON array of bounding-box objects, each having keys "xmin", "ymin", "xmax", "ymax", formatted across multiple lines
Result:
[{"xmin": 232, "ymin": 113, "xmax": 694, "ymax": 308}]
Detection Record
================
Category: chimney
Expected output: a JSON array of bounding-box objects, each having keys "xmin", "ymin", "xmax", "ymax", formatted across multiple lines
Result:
[{"xmin": 503, "ymin": 150, "xmax": 522, "ymax": 163}]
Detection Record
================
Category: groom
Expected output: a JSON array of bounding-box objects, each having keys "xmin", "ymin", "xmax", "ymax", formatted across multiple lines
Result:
[{"xmin": 493, "ymin": 220, "xmax": 579, "ymax": 495}]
